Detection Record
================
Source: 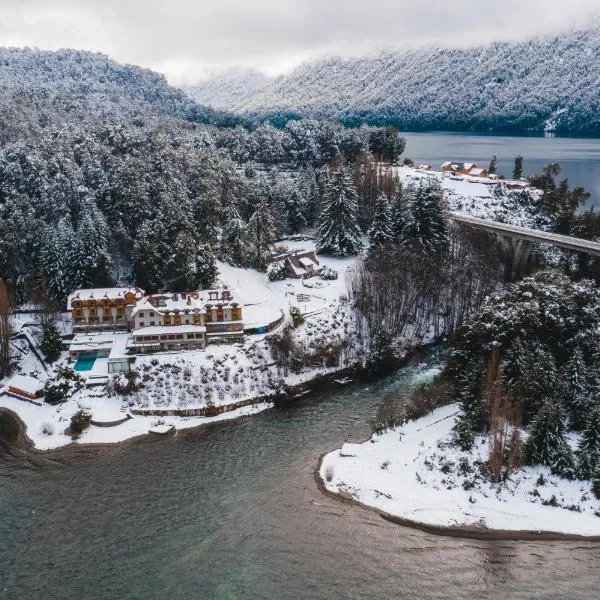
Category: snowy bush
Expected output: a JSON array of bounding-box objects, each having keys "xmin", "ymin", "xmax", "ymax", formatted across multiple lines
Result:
[
  {"xmin": 70, "ymin": 409, "xmax": 92, "ymax": 436},
  {"xmin": 44, "ymin": 366, "xmax": 85, "ymax": 405},
  {"xmin": 40, "ymin": 422, "xmax": 55, "ymax": 436},
  {"xmin": 324, "ymin": 465, "xmax": 335, "ymax": 482},
  {"xmin": 113, "ymin": 370, "xmax": 143, "ymax": 395},
  {"xmin": 267, "ymin": 260, "xmax": 288, "ymax": 281},
  {"xmin": 318, "ymin": 266, "xmax": 338, "ymax": 280}
]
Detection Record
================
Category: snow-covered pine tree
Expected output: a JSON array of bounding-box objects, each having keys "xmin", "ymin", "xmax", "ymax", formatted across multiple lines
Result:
[
  {"xmin": 317, "ymin": 166, "xmax": 363, "ymax": 256},
  {"xmin": 37, "ymin": 220, "xmax": 77, "ymax": 301},
  {"xmin": 72, "ymin": 201, "xmax": 114, "ymax": 289},
  {"xmin": 565, "ymin": 348, "xmax": 591, "ymax": 430},
  {"xmin": 488, "ymin": 155, "xmax": 497, "ymax": 175},
  {"xmin": 396, "ymin": 182, "xmax": 448, "ymax": 253},
  {"xmin": 525, "ymin": 400, "xmax": 574, "ymax": 477},
  {"xmin": 247, "ymin": 199, "xmax": 277, "ymax": 268},
  {"xmin": 576, "ymin": 404, "xmax": 600, "ymax": 480},
  {"xmin": 390, "ymin": 185, "xmax": 413, "ymax": 240},
  {"xmin": 41, "ymin": 320, "xmax": 62, "ymax": 363},
  {"xmin": 367, "ymin": 193, "xmax": 393, "ymax": 247},
  {"xmin": 286, "ymin": 185, "xmax": 307, "ymax": 235}
]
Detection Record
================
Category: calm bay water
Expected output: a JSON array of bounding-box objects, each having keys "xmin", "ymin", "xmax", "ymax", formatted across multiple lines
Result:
[
  {"xmin": 1, "ymin": 351, "xmax": 599, "ymax": 600},
  {"xmin": 403, "ymin": 132, "xmax": 600, "ymax": 211}
]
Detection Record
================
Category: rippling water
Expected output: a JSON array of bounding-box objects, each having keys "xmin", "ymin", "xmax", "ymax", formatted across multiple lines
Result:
[{"xmin": 1, "ymin": 350, "xmax": 599, "ymax": 600}]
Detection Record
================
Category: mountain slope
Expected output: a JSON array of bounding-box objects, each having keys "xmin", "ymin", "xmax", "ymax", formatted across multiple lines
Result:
[
  {"xmin": 186, "ymin": 68, "xmax": 271, "ymax": 109},
  {"xmin": 0, "ymin": 48, "xmax": 240, "ymax": 143},
  {"xmin": 187, "ymin": 26, "xmax": 600, "ymax": 134}
]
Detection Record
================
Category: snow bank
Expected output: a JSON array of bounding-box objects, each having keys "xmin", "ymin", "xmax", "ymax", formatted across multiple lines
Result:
[{"xmin": 320, "ymin": 404, "xmax": 600, "ymax": 536}]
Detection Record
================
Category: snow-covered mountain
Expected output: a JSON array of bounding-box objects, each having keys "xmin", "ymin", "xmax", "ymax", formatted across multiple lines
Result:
[
  {"xmin": 186, "ymin": 25, "xmax": 600, "ymax": 134},
  {"xmin": 0, "ymin": 47, "xmax": 240, "ymax": 141},
  {"xmin": 186, "ymin": 68, "xmax": 271, "ymax": 110}
]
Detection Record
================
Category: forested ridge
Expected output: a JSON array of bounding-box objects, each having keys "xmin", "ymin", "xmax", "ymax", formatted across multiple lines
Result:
[
  {"xmin": 0, "ymin": 47, "xmax": 403, "ymax": 306},
  {"xmin": 187, "ymin": 24, "xmax": 600, "ymax": 134}
]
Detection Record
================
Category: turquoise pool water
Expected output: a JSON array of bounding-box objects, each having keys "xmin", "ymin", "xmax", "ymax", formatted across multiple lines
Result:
[{"xmin": 74, "ymin": 354, "xmax": 98, "ymax": 372}]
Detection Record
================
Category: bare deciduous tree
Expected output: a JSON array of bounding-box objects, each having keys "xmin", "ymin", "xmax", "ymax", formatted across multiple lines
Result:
[{"xmin": 0, "ymin": 278, "xmax": 13, "ymax": 377}]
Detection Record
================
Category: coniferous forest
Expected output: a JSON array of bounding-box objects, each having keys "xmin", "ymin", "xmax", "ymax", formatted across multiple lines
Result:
[{"xmin": 0, "ymin": 48, "xmax": 403, "ymax": 305}]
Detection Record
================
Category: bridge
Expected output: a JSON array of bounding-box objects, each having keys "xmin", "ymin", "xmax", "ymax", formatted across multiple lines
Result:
[{"xmin": 446, "ymin": 211, "xmax": 600, "ymax": 279}]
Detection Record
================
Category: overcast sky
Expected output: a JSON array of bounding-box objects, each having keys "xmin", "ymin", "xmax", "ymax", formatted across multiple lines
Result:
[{"xmin": 1, "ymin": 1, "xmax": 599, "ymax": 85}]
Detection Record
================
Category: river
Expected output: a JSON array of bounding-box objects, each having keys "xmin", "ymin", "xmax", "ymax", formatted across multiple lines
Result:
[
  {"xmin": 403, "ymin": 132, "xmax": 600, "ymax": 211},
  {"xmin": 1, "ymin": 351, "xmax": 599, "ymax": 600}
]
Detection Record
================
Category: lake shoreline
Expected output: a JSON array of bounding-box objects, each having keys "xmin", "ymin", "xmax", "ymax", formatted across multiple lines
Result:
[{"xmin": 316, "ymin": 404, "xmax": 600, "ymax": 542}]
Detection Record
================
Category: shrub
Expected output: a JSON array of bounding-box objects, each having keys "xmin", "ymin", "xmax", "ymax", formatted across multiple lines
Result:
[
  {"xmin": 324, "ymin": 465, "xmax": 335, "ymax": 482},
  {"xmin": 289, "ymin": 307, "xmax": 305, "ymax": 328},
  {"xmin": 113, "ymin": 370, "xmax": 143, "ymax": 395},
  {"xmin": 593, "ymin": 478, "xmax": 600, "ymax": 500},
  {"xmin": 319, "ymin": 266, "xmax": 338, "ymax": 280},
  {"xmin": 44, "ymin": 366, "xmax": 85, "ymax": 405},
  {"xmin": 70, "ymin": 410, "xmax": 91, "ymax": 435},
  {"xmin": 40, "ymin": 421, "xmax": 55, "ymax": 436},
  {"xmin": 267, "ymin": 260, "xmax": 288, "ymax": 281}
]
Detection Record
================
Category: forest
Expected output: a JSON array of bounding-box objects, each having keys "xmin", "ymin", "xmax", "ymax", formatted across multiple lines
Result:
[
  {"xmin": 188, "ymin": 24, "xmax": 600, "ymax": 135},
  {"xmin": 0, "ymin": 48, "xmax": 403, "ymax": 306}
]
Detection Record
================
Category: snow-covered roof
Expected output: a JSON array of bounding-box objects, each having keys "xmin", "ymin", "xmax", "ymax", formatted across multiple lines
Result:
[
  {"xmin": 469, "ymin": 168, "xmax": 486, "ymax": 176},
  {"xmin": 7, "ymin": 374, "xmax": 44, "ymax": 395},
  {"xmin": 132, "ymin": 325, "xmax": 207, "ymax": 337},
  {"xmin": 299, "ymin": 257, "xmax": 317, "ymax": 268},
  {"xmin": 286, "ymin": 251, "xmax": 320, "ymax": 276},
  {"xmin": 463, "ymin": 162, "xmax": 476, "ymax": 171},
  {"xmin": 132, "ymin": 289, "xmax": 238, "ymax": 317},
  {"xmin": 67, "ymin": 287, "xmax": 144, "ymax": 309}
]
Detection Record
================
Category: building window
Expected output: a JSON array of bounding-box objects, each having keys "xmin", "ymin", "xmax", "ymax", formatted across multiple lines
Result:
[
  {"xmin": 150, "ymin": 321, "xmax": 155, "ymax": 326},
  {"xmin": 139, "ymin": 322, "xmax": 145, "ymax": 327},
  {"xmin": 149, "ymin": 311, "xmax": 155, "ymax": 317}
]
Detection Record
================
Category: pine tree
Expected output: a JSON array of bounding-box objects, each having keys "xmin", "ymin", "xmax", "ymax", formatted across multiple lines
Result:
[
  {"xmin": 396, "ymin": 182, "xmax": 448, "ymax": 253},
  {"xmin": 576, "ymin": 404, "xmax": 600, "ymax": 479},
  {"xmin": 565, "ymin": 348, "xmax": 590, "ymax": 430},
  {"xmin": 317, "ymin": 167, "xmax": 363, "ymax": 256},
  {"xmin": 390, "ymin": 186, "xmax": 412, "ymax": 240},
  {"xmin": 488, "ymin": 155, "xmax": 497, "ymax": 175},
  {"xmin": 513, "ymin": 155, "xmax": 524, "ymax": 180},
  {"xmin": 525, "ymin": 401, "xmax": 574, "ymax": 477},
  {"xmin": 367, "ymin": 193, "xmax": 393, "ymax": 247},
  {"xmin": 248, "ymin": 199, "xmax": 277, "ymax": 268},
  {"xmin": 41, "ymin": 320, "xmax": 62, "ymax": 363},
  {"xmin": 285, "ymin": 185, "xmax": 307, "ymax": 234}
]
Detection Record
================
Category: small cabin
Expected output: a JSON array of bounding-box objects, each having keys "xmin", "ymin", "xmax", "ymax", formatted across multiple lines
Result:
[
  {"xmin": 7, "ymin": 374, "xmax": 45, "ymax": 401},
  {"xmin": 285, "ymin": 251, "xmax": 320, "ymax": 279}
]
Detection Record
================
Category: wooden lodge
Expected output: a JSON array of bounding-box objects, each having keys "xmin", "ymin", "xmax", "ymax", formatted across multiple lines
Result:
[
  {"xmin": 130, "ymin": 289, "xmax": 244, "ymax": 352},
  {"xmin": 68, "ymin": 287, "xmax": 145, "ymax": 332}
]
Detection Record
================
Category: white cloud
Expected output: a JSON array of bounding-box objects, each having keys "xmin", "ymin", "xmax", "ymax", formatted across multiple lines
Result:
[{"xmin": 0, "ymin": 0, "xmax": 598, "ymax": 84}]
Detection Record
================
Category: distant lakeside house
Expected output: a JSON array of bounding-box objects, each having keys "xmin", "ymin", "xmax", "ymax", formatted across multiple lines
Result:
[{"xmin": 441, "ymin": 161, "xmax": 489, "ymax": 178}]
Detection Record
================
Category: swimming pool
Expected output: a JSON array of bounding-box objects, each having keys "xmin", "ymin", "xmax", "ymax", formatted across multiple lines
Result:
[{"xmin": 74, "ymin": 353, "xmax": 98, "ymax": 372}]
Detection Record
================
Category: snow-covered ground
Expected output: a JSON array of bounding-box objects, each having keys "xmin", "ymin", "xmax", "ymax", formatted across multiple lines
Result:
[
  {"xmin": 320, "ymin": 404, "xmax": 600, "ymax": 536},
  {"xmin": 0, "ymin": 392, "xmax": 270, "ymax": 451},
  {"xmin": 393, "ymin": 166, "xmax": 544, "ymax": 228},
  {"xmin": 1, "ymin": 239, "xmax": 360, "ymax": 451}
]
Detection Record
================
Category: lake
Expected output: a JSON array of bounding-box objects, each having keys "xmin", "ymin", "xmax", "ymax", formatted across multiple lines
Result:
[
  {"xmin": 403, "ymin": 132, "xmax": 600, "ymax": 211},
  {"xmin": 2, "ymin": 350, "xmax": 599, "ymax": 600}
]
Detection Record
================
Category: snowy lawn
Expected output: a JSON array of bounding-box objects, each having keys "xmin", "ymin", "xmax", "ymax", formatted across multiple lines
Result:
[
  {"xmin": 393, "ymin": 166, "xmax": 545, "ymax": 228},
  {"xmin": 0, "ymin": 391, "xmax": 270, "ymax": 451},
  {"xmin": 1, "ymin": 239, "xmax": 360, "ymax": 450},
  {"xmin": 320, "ymin": 404, "xmax": 600, "ymax": 536}
]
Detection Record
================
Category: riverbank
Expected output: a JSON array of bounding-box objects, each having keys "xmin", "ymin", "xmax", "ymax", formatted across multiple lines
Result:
[{"xmin": 318, "ymin": 404, "xmax": 600, "ymax": 539}]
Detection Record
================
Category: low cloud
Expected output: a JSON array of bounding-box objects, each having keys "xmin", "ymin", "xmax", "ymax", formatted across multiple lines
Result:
[{"xmin": 0, "ymin": 1, "xmax": 598, "ymax": 84}]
